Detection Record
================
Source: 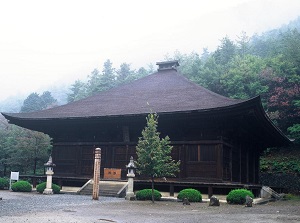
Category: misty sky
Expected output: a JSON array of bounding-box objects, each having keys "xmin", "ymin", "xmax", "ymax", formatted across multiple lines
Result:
[{"xmin": 1, "ymin": 0, "xmax": 300, "ymax": 101}]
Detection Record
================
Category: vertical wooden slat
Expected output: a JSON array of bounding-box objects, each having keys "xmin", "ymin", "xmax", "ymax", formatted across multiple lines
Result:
[
  {"xmin": 111, "ymin": 146, "xmax": 115, "ymax": 167},
  {"xmin": 246, "ymin": 149, "xmax": 249, "ymax": 183},
  {"xmin": 125, "ymin": 145, "xmax": 129, "ymax": 163},
  {"xmin": 230, "ymin": 147, "xmax": 233, "ymax": 181},
  {"xmin": 169, "ymin": 184, "xmax": 174, "ymax": 197},
  {"xmin": 178, "ymin": 146, "xmax": 182, "ymax": 178},
  {"xmin": 253, "ymin": 150, "xmax": 256, "ymax": 183},
  {"xmin": 216, "ymin": 144, "xmax": 222, "ymax": 179},
  {"xmin": 239, "ymin": 145, "xmax": 242, "ymax": 183},
  {"xmin": 182, "ymin": 145, "xmax": 188, "ymax": 177},
  {"xmin": 208, "ymin": 186, "xmax": 213, "ymax": 198}
]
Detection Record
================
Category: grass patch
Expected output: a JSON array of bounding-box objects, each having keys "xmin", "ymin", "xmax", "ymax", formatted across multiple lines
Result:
[{"xmin": 284, "ymin": 193, "xmax": 300, "ymax": 200}]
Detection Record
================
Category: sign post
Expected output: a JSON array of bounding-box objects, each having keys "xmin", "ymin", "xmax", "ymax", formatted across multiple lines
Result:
[{"xmin": 92, "ymin": 148, "xmax": 101, "ymax": 200}]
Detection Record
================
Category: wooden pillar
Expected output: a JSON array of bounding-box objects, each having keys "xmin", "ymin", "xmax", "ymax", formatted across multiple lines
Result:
[
  {"xmin": 125, "ymin": 145, "xmax": 129, "ymax": 163},
  {"xmin": 239, "ymin": 144, "xmax": 243, "ymax": 182},
  {"xmin": 239, "ymin": 145, "xmax": 242, "ymax": 183},
  {"xmin": 216, "ymin": 144, "xmax": 223, "ymax": 179},
  {"xmin": 256, "ymin": 149, "xmax": 260, "ymax": 184},
  {"xmin": 169, "ymin": 184, "xmax": 174, "ymax": 197},
  {"xmin": 208, "ymin": 186, "xmax": 213, "ymax": 198},
  {"xmin": 58, "ymin": 179, "xmax": 63, "ymax": 188},
  {"xmin": 252, "ymin": 150, "xmax": 256, "ymax": 183},
  {"xmin": 246, "ymin": 149, "xmax": 249, "ymax": 183},
  {"xmin": 182, "ymin": 145, "xmax": 187, "ymax": 178},
  {"xmin": 92, "ymin": 148, "xmax": 101, "ymax": 200},
  {"xmin": 32, "ymin": 177, "xmax": 37, "ymax": 188},
  {"xmin": 230, "ymin": 147, "xmax": 233, "ymax": 181},
  {"xmin": 178, "ymin": 146, "xmax": 182, "ymax": 178},
  {"xmin": 111, "ymin": 146, "xmax": 115, "ymax": 168}
]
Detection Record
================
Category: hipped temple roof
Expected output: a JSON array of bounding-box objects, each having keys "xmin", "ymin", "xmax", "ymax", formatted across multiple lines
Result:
[
  {"xmin": 2, "ymin": 69, "xmax": 247, "ymax": 120},
  {"xmin": 2, "ymin": 63, "xmax": 292, "ymax": 146}
]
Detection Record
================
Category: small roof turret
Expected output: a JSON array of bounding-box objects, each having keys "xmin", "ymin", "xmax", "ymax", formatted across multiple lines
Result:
[{"xmin": 156, "ymin": 60, "xmax": 179, "ymax": 71}]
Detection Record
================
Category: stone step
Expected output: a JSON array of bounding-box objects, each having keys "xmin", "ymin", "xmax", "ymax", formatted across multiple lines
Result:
[
  {"xmin": 78, "ymin": 180, "xmax": 128, "ymax": 197},
  {"xmin": 261, "ymin": 186, "xmax": 284, "ymax": 200}
]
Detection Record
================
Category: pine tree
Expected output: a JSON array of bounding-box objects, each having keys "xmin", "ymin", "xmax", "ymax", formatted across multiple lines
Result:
[{"xmin": 136, "ymin": 113, "xmax": 180, "ymax": 203}]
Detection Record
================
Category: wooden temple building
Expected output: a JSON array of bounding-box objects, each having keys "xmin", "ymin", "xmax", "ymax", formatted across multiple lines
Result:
[{"xmin": 2, "ymin": 61, "xmax": 290, "ymax": 194}]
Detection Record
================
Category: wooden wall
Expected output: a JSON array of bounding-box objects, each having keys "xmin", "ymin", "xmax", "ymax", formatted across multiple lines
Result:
[
  {"xmin": 50, "ymin": 112, "xmax": 261, "ymax": 184},
  {"xmin": 52, "ymin": 140, "xmax": 259, "ymax": 184}
]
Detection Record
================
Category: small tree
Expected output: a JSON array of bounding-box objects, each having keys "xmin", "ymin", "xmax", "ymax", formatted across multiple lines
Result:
[{"xmin": 135, "ymin": 113, "xmax": 180, "ymax": 203}]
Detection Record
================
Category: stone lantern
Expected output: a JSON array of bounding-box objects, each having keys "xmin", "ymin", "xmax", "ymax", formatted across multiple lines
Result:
[
  {"xmin": 125, "ymin": 156, "xmax": 136, "ymax": 200},
  {"xmin": 43, "ymin": 155, "xmax": 56, "ymax": 194}
]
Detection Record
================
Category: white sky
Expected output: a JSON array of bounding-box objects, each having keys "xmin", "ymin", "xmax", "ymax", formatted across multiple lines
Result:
[{"xmin": 0, "ymin": 0, "xmax": 300, "ymax": 101}]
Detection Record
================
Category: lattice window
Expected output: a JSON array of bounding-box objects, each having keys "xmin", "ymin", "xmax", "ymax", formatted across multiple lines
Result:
[{"xmin": 188, "ymin": 144, "xmax": 217, "ymax": 162}]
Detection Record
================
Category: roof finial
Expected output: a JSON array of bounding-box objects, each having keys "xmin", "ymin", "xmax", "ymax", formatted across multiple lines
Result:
[{"xmin": 156, "ymin": 60, "xmax": 179, "ymax": 71}]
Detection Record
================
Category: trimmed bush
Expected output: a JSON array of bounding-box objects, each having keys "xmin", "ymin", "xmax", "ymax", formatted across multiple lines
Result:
[
  {"xmin": 136, "ymin": 189, "xmax": 162, "ymax": 201},
  {"xmin": 36, "ymin": 182, "xmax": 61, "ymax": 194},
  {"xmin": 0, "ymin": 177, "xmax": 9, "ymax": 190},
  {"xmin": 226, "ymin": 189, "xmax": 254, "ymax": 204},
  {"xmin": 177, "ymin": 188, "xmax": 202, "ymax": 202},
  {"xmin": 11, "ymin": 180, "xmax": 32, "ymax": 192}
]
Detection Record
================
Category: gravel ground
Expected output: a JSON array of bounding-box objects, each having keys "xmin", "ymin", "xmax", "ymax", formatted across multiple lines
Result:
[{"xmin": 1, "ymin": 190, "xmax": 300, "ymax": 223}]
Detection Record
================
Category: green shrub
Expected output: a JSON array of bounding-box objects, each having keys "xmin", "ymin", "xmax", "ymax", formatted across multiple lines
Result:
[
  {"xmin": 136, "ymin": 189, "xmax": 162, "ymax": 201},
  {"xmin": 36, "ymin": 182, "xmax": 61, "ymax": 194},
  {"xmin": 0, "ymin": 177, "xmax": 9, "ymax": 190},
  {"xmin": 177, "ymin": 188, "xmax": 202, "ymax": 202},
  {"xmin": 283, "ymin": 193, "xmax": 300, "ymax": 200},
  {"xmin": 226, "ymin": 189, "xmax": 254, "ymax": 204},
  {"xmin": 11, "ymin": 180, "xmax": 32, "ymax": 192}
]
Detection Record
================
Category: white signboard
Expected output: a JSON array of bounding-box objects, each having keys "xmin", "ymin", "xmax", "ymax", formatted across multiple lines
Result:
[
  {"xmin": 10, "ymin": 172, "xmax": 19, "ymax": 181},
  {"xmin": 10, "ymin": 171, "xmax": 19, "ymax": 190}
]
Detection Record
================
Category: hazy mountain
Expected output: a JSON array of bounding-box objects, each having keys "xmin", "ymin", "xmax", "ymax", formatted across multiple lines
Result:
[{"xmin": 0, "ymin": 83, "xmax": 69, "ymax": 113}]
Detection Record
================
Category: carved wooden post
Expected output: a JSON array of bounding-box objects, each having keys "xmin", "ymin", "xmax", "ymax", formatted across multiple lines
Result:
[{"xmin": 92, "ymin": 148, "xmax": 101, "ymax": 200}]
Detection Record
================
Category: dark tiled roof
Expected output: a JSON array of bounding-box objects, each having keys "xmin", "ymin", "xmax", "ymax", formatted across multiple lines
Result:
[{"xmin": 3, "ymin": 69, "xmax": 246, "ymax": 120}]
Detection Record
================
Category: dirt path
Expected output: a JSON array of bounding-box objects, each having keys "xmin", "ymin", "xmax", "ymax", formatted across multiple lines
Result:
[{"xmin": 1, "ymin": 191, "xmax": 299, "ymax": 223}]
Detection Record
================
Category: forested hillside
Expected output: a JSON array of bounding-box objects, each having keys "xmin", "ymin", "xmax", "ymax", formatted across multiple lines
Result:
[{"xmin": 0, "ymin": 17, "xmax": 299, "ymax": 189}]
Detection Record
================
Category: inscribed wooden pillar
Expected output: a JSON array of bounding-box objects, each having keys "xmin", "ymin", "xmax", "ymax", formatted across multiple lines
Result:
[{"xmin": 92, "ymin": 148, "xmax": 101, "ymax": 200}]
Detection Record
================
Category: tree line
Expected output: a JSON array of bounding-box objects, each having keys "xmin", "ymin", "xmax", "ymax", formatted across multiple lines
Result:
[
  {"xmin": 0, "ymin": 91, "xmax": 56, "ymax": 176},
  {"xmin": 0, "ymin": 18, "xmax": 300, "ymax": 177},
  {"xmin": 67, "ymin": 59, "xmax": 154, "ymax": 102},
  {"xmin": 174, "ymin": 29, "xmax": 300, "ymax": 142}
]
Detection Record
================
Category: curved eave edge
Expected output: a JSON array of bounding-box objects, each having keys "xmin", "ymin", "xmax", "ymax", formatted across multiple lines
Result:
[
  {"xmin": 253, "ymin": 97, "xmax": 292, "ymax": 146},
  {"xmin": 0, "ymin": 98, "xmax": 257, "ymax": 123},
  {"xmin": 1, "ymin": 96, "xmax": 292, "ymax": 146}
]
